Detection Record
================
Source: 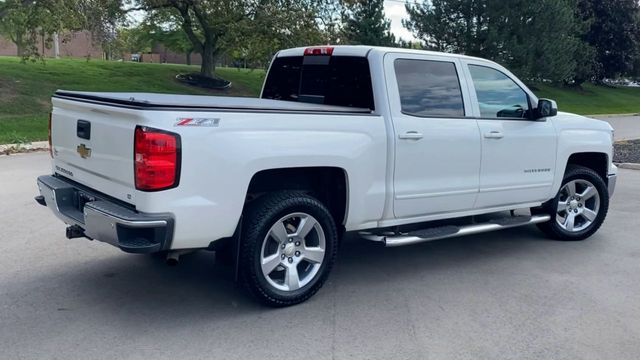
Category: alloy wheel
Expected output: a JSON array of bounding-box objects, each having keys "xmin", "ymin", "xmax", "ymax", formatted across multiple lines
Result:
[
  {"xmin": 260, "ymin": 212, "xmax": 326, "ymax": 291},
  {"xmin": 555, "ymin": 179, "xmax": 601, "ymax": 232}
]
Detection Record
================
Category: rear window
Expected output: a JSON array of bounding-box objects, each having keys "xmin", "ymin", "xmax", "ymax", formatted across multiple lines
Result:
[
  {"xmin": 394, "ymin": 59, "xmax": 465, "ymax": 117},
  {"xmin": 262, "ymin": 55, "xmax": 375, "ymax": 110}
]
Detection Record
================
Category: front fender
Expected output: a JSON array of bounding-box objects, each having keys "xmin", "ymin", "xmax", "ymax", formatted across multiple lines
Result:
[{"xmin": 550, "ymin": 114, "xmax": 613, "ymax": 196}]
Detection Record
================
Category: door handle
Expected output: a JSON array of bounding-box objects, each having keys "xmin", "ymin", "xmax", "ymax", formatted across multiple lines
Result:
[
  {"xmin": 399, "ymin": 131, "xmax": 424, "ymax": 140},
  {"xmin": 484, "ymin": 131, "xmax": 504, "ymax": 139}
]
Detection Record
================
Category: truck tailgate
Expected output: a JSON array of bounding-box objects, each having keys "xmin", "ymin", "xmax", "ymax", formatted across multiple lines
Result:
[{"xmin": 51, "ymin": 96, "xmax": 141, "ymax": 204}]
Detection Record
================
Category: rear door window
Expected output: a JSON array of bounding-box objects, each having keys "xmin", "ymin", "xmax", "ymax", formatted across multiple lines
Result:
[
  {"xmin": 394, "ymin": 59, "xmax": 465, "ymax": 117},
  {"xmin": 262, "ymin": 55, "xmax": 375, "ymax": 110}
]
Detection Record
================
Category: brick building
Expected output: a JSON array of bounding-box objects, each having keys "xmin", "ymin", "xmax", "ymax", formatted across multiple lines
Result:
[
  {"xmin": 0, "ymin": 31, "xmax": 102, "ymax": 59},
  {"xmin": 152, "ymin": 43, "xmax": 202, "ymax": 65}
]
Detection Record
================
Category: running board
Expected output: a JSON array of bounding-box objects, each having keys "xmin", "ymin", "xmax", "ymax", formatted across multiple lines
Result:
[{"xmin": 360, "ymin": 214, "xmax": 551, "ymax": 247}]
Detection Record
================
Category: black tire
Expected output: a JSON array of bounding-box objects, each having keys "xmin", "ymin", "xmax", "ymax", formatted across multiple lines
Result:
[
  {"xmin": 535, "ymin": 165, "xmax": 609, "ymax": 241},
  {"xmin": 239, "ymin": 191, "xmax": 338, "ymax": 307}
]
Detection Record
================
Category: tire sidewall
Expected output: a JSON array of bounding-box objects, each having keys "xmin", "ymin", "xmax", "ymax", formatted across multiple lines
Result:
[
  {"xmin": 243, "ymin": 193, "xmax": 338, "ymax": 304},
  {"xmin": 549, "ymin": 167, "xmax": 609, "ymax": 239}
]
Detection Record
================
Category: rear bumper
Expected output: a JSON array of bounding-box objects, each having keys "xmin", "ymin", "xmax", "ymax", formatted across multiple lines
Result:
[{"xmin": 36, "ymin": 175, "xmax": 174, "ymax": 253}]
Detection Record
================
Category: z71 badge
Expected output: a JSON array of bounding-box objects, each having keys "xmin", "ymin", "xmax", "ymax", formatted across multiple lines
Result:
[{"xmin": 175, "ymin": 117, "xmax": 220, "ymax": 127}]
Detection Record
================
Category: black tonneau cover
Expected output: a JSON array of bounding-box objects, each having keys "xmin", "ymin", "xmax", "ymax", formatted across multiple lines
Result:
[{"xmin": 54, "ymin": 90, "xmax": 372, "ymax": 114}]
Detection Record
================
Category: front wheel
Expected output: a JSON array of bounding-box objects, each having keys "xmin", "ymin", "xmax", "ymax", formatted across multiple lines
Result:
[
  {"xmin": 240, "ymin": 191, "xmax": 338, "ymax": 307},
  {"xmin": 535, "ymin": 165, "xmax": 609, "ymax": 241}
]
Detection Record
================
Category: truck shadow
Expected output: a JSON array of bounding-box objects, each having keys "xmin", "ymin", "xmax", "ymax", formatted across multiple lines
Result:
[{"xmin": 9, "ymin": 225, "xmax": 597, "ymax": 329}]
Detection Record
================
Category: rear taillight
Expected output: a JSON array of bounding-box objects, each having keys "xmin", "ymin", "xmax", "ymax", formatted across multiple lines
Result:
[
  {"xmin": 304, "ymin": 46, "xmax": 334, "ymax": 56},
  {"xmin": 134, "ymin": 126, "xmax": 180, "ymax": 191},
  {"xmin": 48, "ymin": 112, "xmax": 53, "ymax": 158}
]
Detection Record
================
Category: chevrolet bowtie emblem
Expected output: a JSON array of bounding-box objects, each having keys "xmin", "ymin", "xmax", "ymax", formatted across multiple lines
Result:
[{"xmin": 77, "ymin": 144, "xmax": 92, "ymax": 159}]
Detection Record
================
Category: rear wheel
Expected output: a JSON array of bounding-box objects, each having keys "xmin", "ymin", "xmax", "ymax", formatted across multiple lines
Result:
[
  {"xmin": 240, "ymin": 191, "xmax": 338, "ymax": 307},
  {"xmin": 535, "ymin": 165, "xmax": 609, "ymax": 241}
]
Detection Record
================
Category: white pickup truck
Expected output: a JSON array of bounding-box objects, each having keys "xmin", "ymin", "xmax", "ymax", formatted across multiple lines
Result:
[{"xmin": 37, "ymin": 45, "xmax": 617, "ymax": 306}]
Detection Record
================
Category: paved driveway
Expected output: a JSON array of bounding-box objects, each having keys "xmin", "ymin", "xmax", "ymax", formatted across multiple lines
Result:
[
  {"xmin": 591, "ymin": 115, "xmax": 640, "ymax": 140},
  {"xmin": 2, "ymin": 152, "xmax": 640, "ymax": 359}
]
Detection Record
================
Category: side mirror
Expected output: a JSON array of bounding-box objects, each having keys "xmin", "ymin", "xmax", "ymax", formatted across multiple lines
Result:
[{"xmin": 535, "ymin": 98, "xmax": 558, "ymax": 119}]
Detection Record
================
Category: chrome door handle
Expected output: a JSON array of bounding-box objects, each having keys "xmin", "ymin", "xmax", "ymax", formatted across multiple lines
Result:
[
  {"xmin": 484, "ymin": 131, "xmax": 504, "ymax": 139},
  {"xmin": 399, "ymin": 131, "xmax": 424, "ymax": 140}
]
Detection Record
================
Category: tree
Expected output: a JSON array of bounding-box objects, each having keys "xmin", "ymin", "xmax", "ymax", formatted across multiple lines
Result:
[
  {"xmin": 0, "ymin": 0, "xmax": 31, "ymax": 57},
  {"xmin": 341, "ymin": 0, "xmax": 395, "ymax": 46},
  {"xmin": 132, "ymin": 11, "xmax": 196, "ymax": 64},
  {"xmin": 0, "ymin": 0, "xmax": 123, "ymax": 60},
  {"xmin": 116, "ymin": 26, "xmax": 154, "ymax": 54},
  {"xmin": 404, "ymin": 0, "xmax": 583, "ymax": 83},
  {"xmin": 0, "ymin": 0, "xmax": 78, "ymax": 58},
  {"xmin": 133, "ymin": 0, "xmax": 330, "ymax": 78},
  {"xmin": 223, "ymin": 0, "xmax": 326, "ymax": 69},
  {"xmin": 403, "ymin": 0, "xmax": 488, "ymax": 55},
  {"xmin": 76, "ymin": 0, "xmax": 126, "ymax": 60},
  {"xmin": 576, "ymin": 0, "xmax": 640, "ymax": 79}
]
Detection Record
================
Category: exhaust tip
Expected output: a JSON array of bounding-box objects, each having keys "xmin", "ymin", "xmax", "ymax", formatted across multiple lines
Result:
[
  {"xmin": 165, "ymin": 251, "xmax": 182, "ymax": 266},
  {"xmin": 165, "ymin": 249, "xmax": 195, "ymax": 266}
]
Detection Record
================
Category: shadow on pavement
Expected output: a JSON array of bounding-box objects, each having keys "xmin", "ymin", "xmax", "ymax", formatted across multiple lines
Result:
[{"xmin": 4, "ymin": 225, "xmax": 567, "ymax": 327}]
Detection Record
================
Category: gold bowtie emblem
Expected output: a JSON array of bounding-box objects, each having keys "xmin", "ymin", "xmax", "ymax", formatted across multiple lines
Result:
[{"xmin": 77, "ymin": 144, "xmax": 92, "ymax": 159}]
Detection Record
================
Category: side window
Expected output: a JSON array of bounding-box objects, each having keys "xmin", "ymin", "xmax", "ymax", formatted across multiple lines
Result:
[
  {"xmin": 468, "ymin": 65, "xmax": 530, "ymax": 119},
  {"xmin": 394, "ymin": 59, "xmax": 465, "ymax": 117}
]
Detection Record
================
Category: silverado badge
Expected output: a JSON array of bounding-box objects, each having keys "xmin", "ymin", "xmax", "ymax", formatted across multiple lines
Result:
[{"xmin": 77, "ymin": 144, "xmax": 92, "ymax": 159}]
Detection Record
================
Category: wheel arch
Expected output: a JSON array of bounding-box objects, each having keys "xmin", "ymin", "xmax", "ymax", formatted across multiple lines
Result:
[
  {"xmin": 245, "ymin": 166, "xmax": 350, "ymax": 227},
  {"xmin": 565, "ymin": 152, "xmax": 609, "ymax": 182}
]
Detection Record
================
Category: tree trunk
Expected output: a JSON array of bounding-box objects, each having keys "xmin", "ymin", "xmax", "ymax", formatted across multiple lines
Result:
[
  {"xmin": 186, "ymin": 51, "xmax": 192, "ymax": 66},
  {"xmin": 200, "ymin": 41, "xmax": 215, "ymax": 78},
  {"xmin": 15, "ymin": 33, "xmax": 24, "ymax": 57}
]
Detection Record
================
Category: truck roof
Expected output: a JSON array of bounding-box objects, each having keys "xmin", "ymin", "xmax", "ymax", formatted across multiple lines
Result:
[{"xmin": 277, "ymin": 45, "xmax": 492, "ymax": 64}]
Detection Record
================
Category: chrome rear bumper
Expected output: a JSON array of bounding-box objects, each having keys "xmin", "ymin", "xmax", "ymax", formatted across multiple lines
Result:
[{"xmin": 36, "ymin": 175, "xmax": 174, "ymax": 253}]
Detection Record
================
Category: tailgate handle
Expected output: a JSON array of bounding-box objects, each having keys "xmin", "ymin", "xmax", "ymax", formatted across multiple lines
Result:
[{"xmin": 77, "ymin": 120, "xmax": 91, "ymax": 140}]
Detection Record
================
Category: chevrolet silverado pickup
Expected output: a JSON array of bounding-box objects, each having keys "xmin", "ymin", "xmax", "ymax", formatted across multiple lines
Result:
[{"xmin": 36, "ymin": 45, "xmax": 617, "ymax": 306}]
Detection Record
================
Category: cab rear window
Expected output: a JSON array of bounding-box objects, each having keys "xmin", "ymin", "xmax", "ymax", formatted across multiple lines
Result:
[{"xmin": 262, "ymin": 55, "xmax": 375, "ymax": 110}]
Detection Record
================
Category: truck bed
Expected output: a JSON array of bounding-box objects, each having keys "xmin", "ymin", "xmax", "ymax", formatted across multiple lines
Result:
[{"xmin": 54, "ymin": 90, "xmax": 373, "ymax": 114}]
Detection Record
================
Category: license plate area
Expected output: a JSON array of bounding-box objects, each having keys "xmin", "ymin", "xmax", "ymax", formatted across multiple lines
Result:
[
  {"xmin": 75, "ymin": 191, "xmax": 96, "ymax": 213},
  {"xmin": 54, "ymin": 188, "xmax": 96, "ymax": 224}
]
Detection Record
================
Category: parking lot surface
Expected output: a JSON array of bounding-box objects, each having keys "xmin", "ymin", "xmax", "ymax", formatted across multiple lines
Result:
[
  {"xmin": 591, "ymin": 115, "xmax": 640, "ymax": 141},
  {"xmin": 1, "ymin": 152, "xmax": 639, "ymax": 359}
]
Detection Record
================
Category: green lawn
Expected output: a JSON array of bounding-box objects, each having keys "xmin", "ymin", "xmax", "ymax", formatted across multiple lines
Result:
[
  {"xmin": 0, "ymin": 56, "xmax": 265, "ymax": 143},
  {"xmin": 1, "ymin": 56, "xmax": 639, "ymax": 144},
  {"xmin": 534, "ymin": 82, "xmax": 640, "ymax": 115}
]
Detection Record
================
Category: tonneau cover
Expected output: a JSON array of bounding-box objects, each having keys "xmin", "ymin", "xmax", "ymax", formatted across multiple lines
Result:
[{"xmin": 54, "ymin": 90, "xmax": 372, "ymax": 114}]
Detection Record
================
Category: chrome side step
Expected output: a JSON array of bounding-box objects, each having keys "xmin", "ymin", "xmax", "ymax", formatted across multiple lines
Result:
[{"xmin": 360, "ymin": 214, "xmax": 551, "ymax": 247}]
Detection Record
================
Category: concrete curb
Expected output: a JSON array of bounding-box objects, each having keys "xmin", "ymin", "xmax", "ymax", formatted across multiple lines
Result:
[
  {"xmin": 616, "ymin": 163, "xmax": 640, "ymax": 170},
  {"xmin": 588, "ymin": 113, "xmax": 639, "ymax": 118},
  {"xmin": 0, "ymin": 141, "xmax": 48, "ymax": 155}
]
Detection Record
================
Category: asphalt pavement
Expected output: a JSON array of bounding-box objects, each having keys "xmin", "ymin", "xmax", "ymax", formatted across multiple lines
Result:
[
  {"xmin": 591, "ymin": 115, "xmax": 640, "ymax": 141},
  {"xmin": 1, "ymin": 152, "xmax": 640, "ymax": 359}
]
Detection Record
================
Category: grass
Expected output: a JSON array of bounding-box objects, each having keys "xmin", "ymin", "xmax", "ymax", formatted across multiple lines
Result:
[
  {"xmin": 0, "ymin": 56, "xmax": 265, "ymax": 143},
  {"xmin": 533, "ymin": 82, "xmax": 640, "ymax": 115},
  {"xmin": 1, "ymin": 56, "xmax": 639, "ymax": 144}
]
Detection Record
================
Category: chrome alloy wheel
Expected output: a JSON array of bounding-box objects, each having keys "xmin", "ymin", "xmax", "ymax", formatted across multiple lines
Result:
[
  {"xmin": 556, "ymin": 179, "xmax": 601, "ymax": 232},
  {"xmin": 260, "ymin": 212, "xmax": 326, "ymax": 292}
]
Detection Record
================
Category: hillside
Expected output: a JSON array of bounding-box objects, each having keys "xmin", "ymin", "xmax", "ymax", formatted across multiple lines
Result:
[
  {"xmin": 0, "ymin": 56, "xmax": 638, "ymax": 144},
  {"xmin": 0, "ymin": 57, "xmax": 265, "ymax": 143}
]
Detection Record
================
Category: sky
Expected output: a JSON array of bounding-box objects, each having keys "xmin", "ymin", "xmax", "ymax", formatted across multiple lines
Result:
[{"xmin": 384, "ymin": 0, "xmax": 417, "ymax": 42}]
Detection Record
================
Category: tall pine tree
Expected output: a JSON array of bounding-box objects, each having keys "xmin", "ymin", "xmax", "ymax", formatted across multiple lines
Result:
[
  {"xmin": 577, "ymin": 0, "xmax": 640, "ymax": 79},
  {"xmin": 341, "ymin": 0, "xmax": 396, "ymax": 46},
  {"xmin": 404, "ymin": 0, "xmax": 582, "ymax": 83}
]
